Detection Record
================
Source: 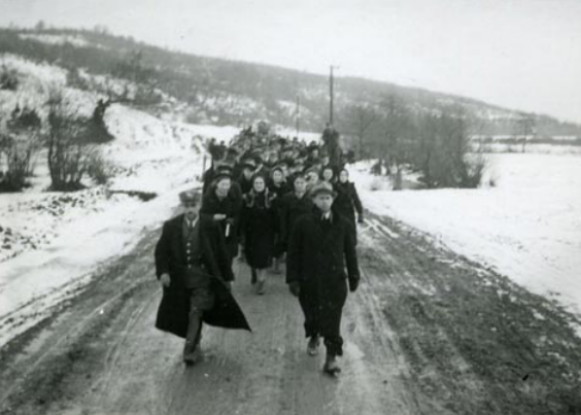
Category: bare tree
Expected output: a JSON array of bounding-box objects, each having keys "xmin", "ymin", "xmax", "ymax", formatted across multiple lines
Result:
[
  {"xmin": 380, "ymin": 94, "xmax": 413, "ymax": 190},
  {"xmin": 343, "ymin": 104, "xmax": 378, "ymax": 159},
  {"xmin": 46, "ymin": 89, "xmax": 97, "ymax": 191},
  {"xmin": 0, "ymin": 106, "xmax": 42, "ymax": 192},
  {"xmin": 412, "ymin": 106, "xmax": 485, "ymax": 188}
]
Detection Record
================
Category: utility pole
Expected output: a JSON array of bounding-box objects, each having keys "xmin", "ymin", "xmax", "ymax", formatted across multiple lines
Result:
[
  {"xmin": 295, "ymin": 93, "xmax": 300, "ymax": 139},
  {"xmin": 329, "ymin": 65, "xmax": 338, "ymax": 125}
]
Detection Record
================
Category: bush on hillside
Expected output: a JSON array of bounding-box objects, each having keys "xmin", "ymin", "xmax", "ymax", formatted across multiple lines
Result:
[
  {"xmin": 0, "ymin": 106, "xmax": 43, "ymax": 192},
  {"xmin": 86, "ymin": 149, "xmax": 113, "ymax": 185},
  {"xmin": 46, "ymin": 89, "xmax": 95, "ymax": 191},
  {"xmin": 0, "ymin": 64, "xmax": 19, "ymax": 90}
]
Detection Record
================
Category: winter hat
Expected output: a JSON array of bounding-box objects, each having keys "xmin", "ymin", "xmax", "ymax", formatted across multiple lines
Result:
[
  {"xmin": 309, "ymin": 182, "xmax": 336, "ymax": 198},
  {"xmin": 179, "ymin": 189, "xmax": 201, "ymax": 205}
]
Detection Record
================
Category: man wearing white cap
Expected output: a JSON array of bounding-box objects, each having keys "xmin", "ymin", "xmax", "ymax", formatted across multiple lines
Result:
[{"xmin": 154, "ymin": 189, "xmax": 250, "ymax": 366}]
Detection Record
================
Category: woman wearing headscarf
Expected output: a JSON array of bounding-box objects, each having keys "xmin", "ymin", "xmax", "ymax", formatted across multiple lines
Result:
[
  {"xmin": 241, "ymin": 174, "xmax": 277, "ymax": 294},
  {"xmin": 320, "ymin": 166, "xmax": 336, "ymax": 186},
  {"xmin": 332, "ymin": 169, "xmax": 364, "ymax": 243}
]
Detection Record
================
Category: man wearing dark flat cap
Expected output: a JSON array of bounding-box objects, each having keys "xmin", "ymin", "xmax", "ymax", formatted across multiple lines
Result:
[
  {"xmin": 154, "ymin": 189, "xmax": 250, "ymax": 366},
  {"xmin": 237, "ymin": 158, "xmax": 256, "ymax": 194},
  {"xmin": 286, "ymin": 181, "xmax": 360, "ymax": 377}
]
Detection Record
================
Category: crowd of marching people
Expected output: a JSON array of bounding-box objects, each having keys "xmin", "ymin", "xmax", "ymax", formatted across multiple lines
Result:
[
  {"xmin": 155, "ymin": 121, "xmax": 364, "ymax": 376},
  {"xmin": 201, "ymin": 123, "xmax": 364, "ymax": 294}
]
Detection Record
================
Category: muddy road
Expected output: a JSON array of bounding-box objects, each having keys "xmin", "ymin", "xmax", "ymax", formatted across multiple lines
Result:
[{"xmin": 1, "ymin": 212, "xmax": 581, "ymax": 415}]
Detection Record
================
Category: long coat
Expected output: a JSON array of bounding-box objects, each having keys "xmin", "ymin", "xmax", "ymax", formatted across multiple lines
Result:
[
  {"xmin": 332, "ymin": 181, "xmax": 363, "ymax": 226},
  {"xmin": 268, "ymin": 181, "xmax": 290, "ymax": 256},
  {"xmin": 286, "ymin": 208, "xmax": 360, "ymax": 288},
  {"xmin": 200, "ymin": 187, "xmax": 243, "ymax": 260},
  {"xmin": 286, "ymin": 208, "xmax": 360, "ymax": 349},
  {"xmin": 154, "ymin": 214, "xmax": 251, "ymax": 338},
  {"xmin": 279, "ymin": 191, "xmax": 313, "ymax": 251},
  {"xmin": 240, "ymin": 190, "xmax": 277, "ymax": 269}
]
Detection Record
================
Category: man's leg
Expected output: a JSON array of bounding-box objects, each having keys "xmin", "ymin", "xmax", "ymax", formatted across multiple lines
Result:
[
  {"xmin": 299, "ymin": 284, "xmax": 320, "ymax": 355},
  {"xmin": 183, "ymin": 308, "xmax": 203, "ymax": 365},
  {"xmin": 183, "ymin": 287, "xmax": 213, "ymax": 366},
  {"xmin": 321, "ymin": 281, "xmax": 348, "ymax": 375}
]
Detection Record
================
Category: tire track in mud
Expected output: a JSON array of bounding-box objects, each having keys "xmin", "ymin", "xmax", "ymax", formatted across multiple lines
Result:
[
  {"xmin": 0, "ymin": 220, "xmax": 420, "ymax": 415},
  {"xmin": 5, "ymin": 209, "xmax": 579, "ymax": 414},
  {"xmin": 359, "ymin": 212, "xmax": 581, "ymax": 415},
  {"xmin": 0, "ymin": 231, "xmax": 160, "ymax": 415}
]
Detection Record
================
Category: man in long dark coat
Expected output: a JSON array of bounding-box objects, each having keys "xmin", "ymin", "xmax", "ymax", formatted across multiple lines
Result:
[
  {"xmin": 155, "ymin": 190, "xmax": 250, "ymax": 366},
  {"xmin": 286, "ymin": 182, "xmax": 360, "ymax": 376}
]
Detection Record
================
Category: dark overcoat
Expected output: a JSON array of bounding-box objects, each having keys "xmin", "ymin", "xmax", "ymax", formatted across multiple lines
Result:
[
  {"xmin": 268, "ymin": 181, "xmax": 290, "ymax": 256},
  {"xmin": 286, "ymin": 208, "xmax": 360, "ymax": 345},
  {"xmin": 332, "ymin": 181, "xmax": 363, "ymax": 227},
  {"xmin": 240, "ymin": 191, "xmax": 277, "ymax": 269},
  {"xmin": 154, "ymin": 214, "xmax": 251, "ymax": 338},
  {"xmin": 279, "ymin": 191, "xmax": 313, "ymax": 250},
  {"xmin": 200, "ymin": 187, "xmax": 243, "ymax": 260},
  {"xmin": 286, "ymin": 208, "xmax": 360, "ymax": 289}
]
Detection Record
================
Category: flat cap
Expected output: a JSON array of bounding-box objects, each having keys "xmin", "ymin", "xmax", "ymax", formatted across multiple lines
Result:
[
  {"xmin": 179, "ymin": 189, "xmax": 201, "ymax": 204},
  {"xmin": 309, "ymin": 181, "xmax": 336, "ymax": 198}
]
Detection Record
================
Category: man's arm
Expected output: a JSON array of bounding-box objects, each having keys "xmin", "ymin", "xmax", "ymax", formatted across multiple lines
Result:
[
  {"xmin": 286, "ymin": 217, "xmax": 303, "ymax": 284},
  {"xmin": 351, "ymin": 183, "xmax": 364, "ymax": 219},
  {"xmin": 343, "ymin": 220, "xmax": 360, "ymax": 291}
]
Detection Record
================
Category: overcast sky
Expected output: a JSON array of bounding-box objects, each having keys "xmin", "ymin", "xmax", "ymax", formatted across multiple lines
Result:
[{"xmin": 2, "ymin": 0, "xmax": 581, "ymax": 123}]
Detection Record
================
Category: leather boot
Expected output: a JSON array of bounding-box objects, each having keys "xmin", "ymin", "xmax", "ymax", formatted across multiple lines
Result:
[
  {"xmin": 323, "ymin": 352, "xmax": 341, "ymax": 377},
  {"xmin": 307, "ymin": 335, "xmax": 320, "ymax": 356}
]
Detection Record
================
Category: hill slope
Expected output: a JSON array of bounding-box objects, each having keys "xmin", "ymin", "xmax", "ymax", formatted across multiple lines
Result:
[{"xmin": 2, "ymin": 27, "xmax": 580, "ymax": 138}]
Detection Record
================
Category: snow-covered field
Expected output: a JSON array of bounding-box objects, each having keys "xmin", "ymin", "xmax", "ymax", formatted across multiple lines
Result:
[{"xmin": 352, "ymin": 153, "xmax": 581, "ymax": 315}]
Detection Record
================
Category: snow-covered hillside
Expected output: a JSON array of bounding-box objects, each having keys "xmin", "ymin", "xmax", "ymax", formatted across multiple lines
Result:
[
  {"xmin": 352, "ymin": 153, "xmax": 581, "ymax": 317},
  {"xmin": 0, "ymin": 55, "xmax": 251, "ymax": 346}
]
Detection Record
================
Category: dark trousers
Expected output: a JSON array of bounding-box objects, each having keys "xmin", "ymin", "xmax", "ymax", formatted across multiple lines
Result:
[
  {"xmin": 298, "ymin": 278, "xmax": 348, "ymax": 356},
  {"xmin": 184, "ymin": 286, "xmax": 214, "ymax": 350}
]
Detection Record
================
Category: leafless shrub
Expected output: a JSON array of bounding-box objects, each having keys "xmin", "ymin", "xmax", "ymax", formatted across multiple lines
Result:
[
  {"xmin": 0, "ymin": 106, "xmax": 43, "ymax": 192},
  {"xmin": 86, "ymin": 149, "xmax": 113, "ymax": 185},
  {"xmin": 46, "ymin": 88, "xmax": 95, "ymax": 191},
  {"xmin": 0, "ymin": 64, "xmax": 19, "ymax": 91}
]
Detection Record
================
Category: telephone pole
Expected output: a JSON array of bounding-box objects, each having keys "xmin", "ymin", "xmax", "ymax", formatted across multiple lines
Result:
[
  {"xmin": 329, "ymin": 65, "xmax": 338, "ymax": 125},
  {"xmin": 295, "ymin": 93, "xmax": 301, "ymax": 139}
]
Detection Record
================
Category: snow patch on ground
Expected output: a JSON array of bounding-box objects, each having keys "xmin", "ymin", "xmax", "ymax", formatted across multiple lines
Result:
[
  {"xmin": 0, "ymin": 102, "xmax": 229, "ymax": 346},
  {"xmin": 351, "ymin": 153, "xmax": 581, "ymax": 315}
]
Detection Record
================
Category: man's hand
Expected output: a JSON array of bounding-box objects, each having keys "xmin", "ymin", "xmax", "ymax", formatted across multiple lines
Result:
[
  {"xmin": 288, "ymin": 282, "xmax": 300, "ymax": 297},
  {"xmin": 348, "ymin": 278, "xmax": 359, "ymax": 292},
  {"xmin": 160, "ymin": 273, "xmax": 171, "ymax": 287},
  {"xmin": 213, "ymin": 214, "xmax": 227, "ymax": 221}
]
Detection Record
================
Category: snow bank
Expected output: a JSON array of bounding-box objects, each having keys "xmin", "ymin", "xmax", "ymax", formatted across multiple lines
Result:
[
  {"xmin": 0, "ymin": 103, "xmax": 216, "ymax": 346},
  {"xmin": 351, "ymin": 153, "xmax": 581, "ymax": 315}
]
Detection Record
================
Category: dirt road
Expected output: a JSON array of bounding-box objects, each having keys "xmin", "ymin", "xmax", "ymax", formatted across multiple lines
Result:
[{"xmin": 1, "ymin": 212, "xmax": 580, "ymax": 415}]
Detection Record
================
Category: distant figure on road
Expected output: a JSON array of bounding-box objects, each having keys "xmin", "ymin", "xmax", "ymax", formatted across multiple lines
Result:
[
  {"xmin": 286, "ymin": 182, "xmax": 360, "ymax": 376},
  {"xmin": 154, "ymin": 190, "xmax": 250, "ymax": 366},
  {"xmin": 333, "ymin": 169, "xmax": 364, "ymax": 244}
]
